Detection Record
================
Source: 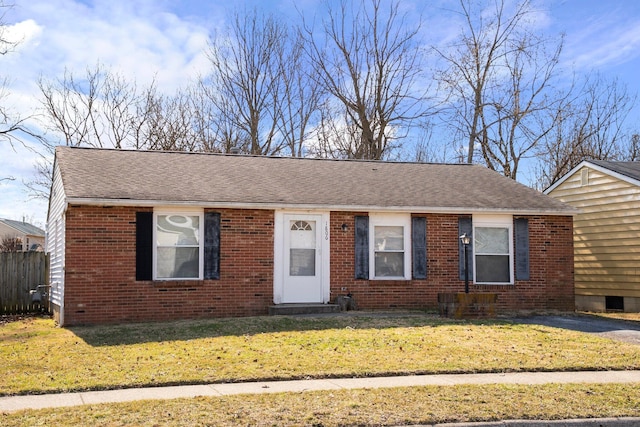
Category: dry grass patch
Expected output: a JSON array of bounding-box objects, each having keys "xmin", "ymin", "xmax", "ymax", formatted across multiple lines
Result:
[
  {"xmin": 586, "ymin": 312, "xmax": 640, "ymax": 322},
  {"xmin": 2, "ymin": 383, "xmax": 639, "ymax": 427},
  {"xmin": 2, "ymin": 314, "xmax": 640, "ymax": 396}
]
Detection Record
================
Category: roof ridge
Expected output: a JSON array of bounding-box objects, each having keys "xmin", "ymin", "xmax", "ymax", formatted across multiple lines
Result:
[{"xmin": 57, "ymin": 145, "xmax": 472, "ymax": 167}]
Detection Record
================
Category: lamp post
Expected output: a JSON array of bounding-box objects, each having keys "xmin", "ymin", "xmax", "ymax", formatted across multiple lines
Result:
[{"xmin": 459, "ymin": 233, "xmax": 471, "ymax": 294}]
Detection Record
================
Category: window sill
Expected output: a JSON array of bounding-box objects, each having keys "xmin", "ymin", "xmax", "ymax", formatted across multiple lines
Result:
[
  {"xmin": 475, "ymin": 282, "xmax": 514, "ymax": 286},
  {"xmin": 472, "ymin": 283, "xmax": 516, "ymax": 291},
  {"xmin": 151, "ymin": 279, "xmax": 205, "ymax": 289},
  {"xmin": 368, "ymin": 278, "xmax": 412, "ymax": 285}
]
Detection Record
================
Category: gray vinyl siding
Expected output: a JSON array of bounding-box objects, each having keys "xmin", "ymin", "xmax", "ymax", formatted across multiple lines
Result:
[
  {"xmin": 548, "ymin": 165, "xmax": 640, "ymax": 298},
  {"xmin": 46, "ymin": 162, "xmax": 67, "ymax": 316}
]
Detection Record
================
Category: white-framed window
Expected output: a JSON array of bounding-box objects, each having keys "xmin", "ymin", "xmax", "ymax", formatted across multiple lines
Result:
[
  {"xmin": 473, "ymin": 214, "xmax": 513, "ymax": 284},
  {"xmin": 369, "ymin": 213, "xmax": 411, "ymax": 280},
  {"xmin": 154, "ymin": 209, "xmax": 204, "ymax": 280}
]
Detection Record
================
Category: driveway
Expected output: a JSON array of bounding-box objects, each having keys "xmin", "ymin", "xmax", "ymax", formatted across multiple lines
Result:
[{"xmin": 513, "ymin": 314, "xmax": 640, "ymax": 345}]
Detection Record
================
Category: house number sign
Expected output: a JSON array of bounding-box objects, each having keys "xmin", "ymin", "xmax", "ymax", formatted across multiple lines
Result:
[{"xmin": 325, "ymin": 222, "xmax": 329, "ymax": 240}]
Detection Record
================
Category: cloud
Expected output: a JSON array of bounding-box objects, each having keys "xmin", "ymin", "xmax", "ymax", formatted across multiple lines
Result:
[
  {"xmin": 7, "ymin": 0, "xmax": 212, "ymax": 91},
  {"xmin": 3, "ymin": 18, "xmax": 42, "ymax": 48},
  {"xmin": 560, "ymin": 4, "xmax": 640, "ymax": 72},
  {"xmin": 0, "ymin": 141, "xmax": 47, "ymax": 227},
  {"xmin": 0, "ymin": 0, "xmax": 219, "ymax": 226},
  {"xmin": 570, "ymin": 23, "xmax": 640, "ymax": 70}
]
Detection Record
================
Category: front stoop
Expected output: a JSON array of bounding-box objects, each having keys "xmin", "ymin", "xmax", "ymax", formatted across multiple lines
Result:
[
  {"xmin": 268, "ymin": 304, "xmax": 341, "ymax": 315},
  {"xmin": 438, "ymin": 293, "xmax": 498, "ymax": 319}
]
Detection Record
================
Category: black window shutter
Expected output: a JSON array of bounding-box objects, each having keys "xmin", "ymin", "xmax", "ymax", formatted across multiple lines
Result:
[
  {"xmin": 515, "ymin": 217, "xmax": 530, "ymax": 280},
  {"xmin": 354, "ymin": 216, "xmax": 369, "ymax": 279},
  {"xmin": 204, "ymin": 212, "xmax": 221, "ymax": 280},
  {"xmin": 458, "ymin": 216, "xmax": 473, "ymax": 280},
  {"xmin": 412, "ymin": 217, "xmax": 427, "ymax": 279},
  {"xmin": 136, "ymin": 211, "xmax": 153, "ymax": 281}
]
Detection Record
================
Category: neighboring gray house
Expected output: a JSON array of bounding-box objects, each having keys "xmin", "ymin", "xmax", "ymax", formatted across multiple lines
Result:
[{"xmin": 0, "ymin": 218, "xmax": 45, "ymax": 251}]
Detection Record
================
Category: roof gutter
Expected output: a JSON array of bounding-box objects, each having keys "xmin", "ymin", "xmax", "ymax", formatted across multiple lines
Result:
[{"xmin": 65, "ymin": 197, "xmax": 579, "ymax": 217}]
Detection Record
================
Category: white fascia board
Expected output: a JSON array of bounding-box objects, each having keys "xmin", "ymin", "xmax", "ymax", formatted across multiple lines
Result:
[
  {"xmin": 545, "ymin": 160, "xmax": 640, "ymax": 194},
  {"xmin": 585, "ymin": 162, "xmax": 640, "ymax": 188},
  {"xmin": 544, "ymin": 161, "xmax": 589, "ymax": 194},
  {"xmin": 65, "ymin": 197, "xmax": 577, "ymax": 217}
]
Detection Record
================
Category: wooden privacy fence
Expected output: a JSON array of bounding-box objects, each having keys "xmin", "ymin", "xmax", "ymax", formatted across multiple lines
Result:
[{"xmin": 0, "ymin": 252, "xmax": 50, "ymax": 315}]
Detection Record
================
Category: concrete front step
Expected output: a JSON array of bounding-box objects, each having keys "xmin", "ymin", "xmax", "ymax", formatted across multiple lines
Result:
[{"xmin": 268, "ymin": 303, "xmax": 341, "ymax": 315}]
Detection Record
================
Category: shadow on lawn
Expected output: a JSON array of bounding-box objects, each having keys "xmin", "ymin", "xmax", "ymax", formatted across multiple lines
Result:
[{"xmin": 68, "ymin": 311, "xmax": 503, "ymax": 347}]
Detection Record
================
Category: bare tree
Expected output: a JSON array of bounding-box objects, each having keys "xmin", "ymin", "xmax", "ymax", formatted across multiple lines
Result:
[
  {"xmin": 0, "ymin": 236, "xmax": 22, "ymax": 252},
  {"xmin": 202, "ymin": 9, "xmax": 291, "ymax": 155},
  {"xmin": 187, "ymin": 85, "xmax": 236, "ymax": 153},
  {"xmin": 34, "ymin": 64, "xmax": 218, "ymax": 198},
  {"xmin": 0, "ymin": 1, "xmax": 14, "ymax": 55},
  {"xmin": 141, "ymin": 90, "xmax": 208, "ymax": 152},
  {"xmin": 38, "ymin": 64, "xmax": 143, "ymax": 149},
  {"xmin": 406, "ymin": 121, "xmax": 457, "ymax": 163},
  {"xmin": 23, "ymin": 153, "xmax": 51, "ymax": 200},
  {"xmin": 37, "ymin": 63, "xmax": 223, "ymax": 151},
  {"xmin": 536, "ymin": 74, "xmax": 636, "ymax": 188},
  {"xmin": 277, "ymin": 29, "xmax": 323, "ymax": 157},
  {"xmin": 34, "ymin": 65, "xmax": 139, "ymax": 197},
  {"xmin": 0, "ymin": 2, "xmax": 41, "ymax": 149},
  {"xmin": 307, "ymin": 99, "xmax": 363, "ymax": 159},
  {"xmin": 303, "ymin": 0, "xmax": 429, "ymax": 160},
  {"xmin": 435, "ymin": 0, "xmax": 564, "ymax": 179},
  {"xmin": 627, "ymin": 134, "xmax": 640, "ymax": 162},
  {"xmin": 101, "ymin": 72, "xmax": 144, "ymax": 149}
]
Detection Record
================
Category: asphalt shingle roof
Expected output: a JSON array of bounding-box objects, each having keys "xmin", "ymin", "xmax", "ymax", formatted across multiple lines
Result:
[
  {"xmin": 0, "ymin": 218, "xmax": 45, "ymax": 236},
  {"xmin": 54, "ymin": 146, "xmax": 574, "ymax": 214},
  {"xmin": 588, "ymin": 160, "xmax": 640, "ymax": 183}
]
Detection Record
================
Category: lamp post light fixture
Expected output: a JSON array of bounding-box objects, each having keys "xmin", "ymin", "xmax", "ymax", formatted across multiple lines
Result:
[{"xmin": 459, "ymin": 233, "xmax": 471, "ymax": 293}]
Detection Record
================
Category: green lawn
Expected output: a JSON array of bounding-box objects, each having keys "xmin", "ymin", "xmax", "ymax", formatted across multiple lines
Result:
[{"xmin": 1, "ymin": 312, "xmax": 639, "ymax": 426}]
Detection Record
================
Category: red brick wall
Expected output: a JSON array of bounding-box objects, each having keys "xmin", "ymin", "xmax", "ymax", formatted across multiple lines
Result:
[
  {"xmin": 504, "ymin": 215, "xmax": 575, "ymax": 311},
  {"xmin": 62, "ymin": 206, "xmax": 573, "ymax": 325},
  {"xmin": 63, "ymin": 205, "xmax": 274, "ymax": 325},
  {"xmin": 329, "ymin": 213, "xmax": 574, "ymax": 312}
]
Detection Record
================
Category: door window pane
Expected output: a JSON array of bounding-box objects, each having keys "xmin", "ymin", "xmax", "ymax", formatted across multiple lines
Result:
[
  {"xmin": 289, "ymin": 220, "xmax": 316, "ymax": 276},
  {"xmin": 290, "ymin": 249, "xmax": 316, "ymax": 276}
]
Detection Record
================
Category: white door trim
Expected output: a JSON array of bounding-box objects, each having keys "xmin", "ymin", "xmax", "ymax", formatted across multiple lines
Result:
[{"xmin": 273, "ymin": 211, "xmax": 330, "ymax": 304}]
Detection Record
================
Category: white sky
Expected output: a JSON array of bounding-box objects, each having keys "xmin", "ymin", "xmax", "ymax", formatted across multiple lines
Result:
[{"xmin": 1, "ymin": 0, "xmax": 640, "ymax": 229}]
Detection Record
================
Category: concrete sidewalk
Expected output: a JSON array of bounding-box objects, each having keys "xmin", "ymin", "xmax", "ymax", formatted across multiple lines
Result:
[{"xmin": 1, "ymin": 370, "xmax": 639, "ymax": 413}]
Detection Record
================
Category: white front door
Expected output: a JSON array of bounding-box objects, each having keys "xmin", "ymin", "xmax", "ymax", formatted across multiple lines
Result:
[{"xmin": 279, "ymin": 213, "xmax": 325, "ymax": 303}]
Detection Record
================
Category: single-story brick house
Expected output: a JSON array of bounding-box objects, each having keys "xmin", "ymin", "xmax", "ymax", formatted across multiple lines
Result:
[{"xmin": 46, "ymin": 146, "xmax": 576, "ymax": 325}]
